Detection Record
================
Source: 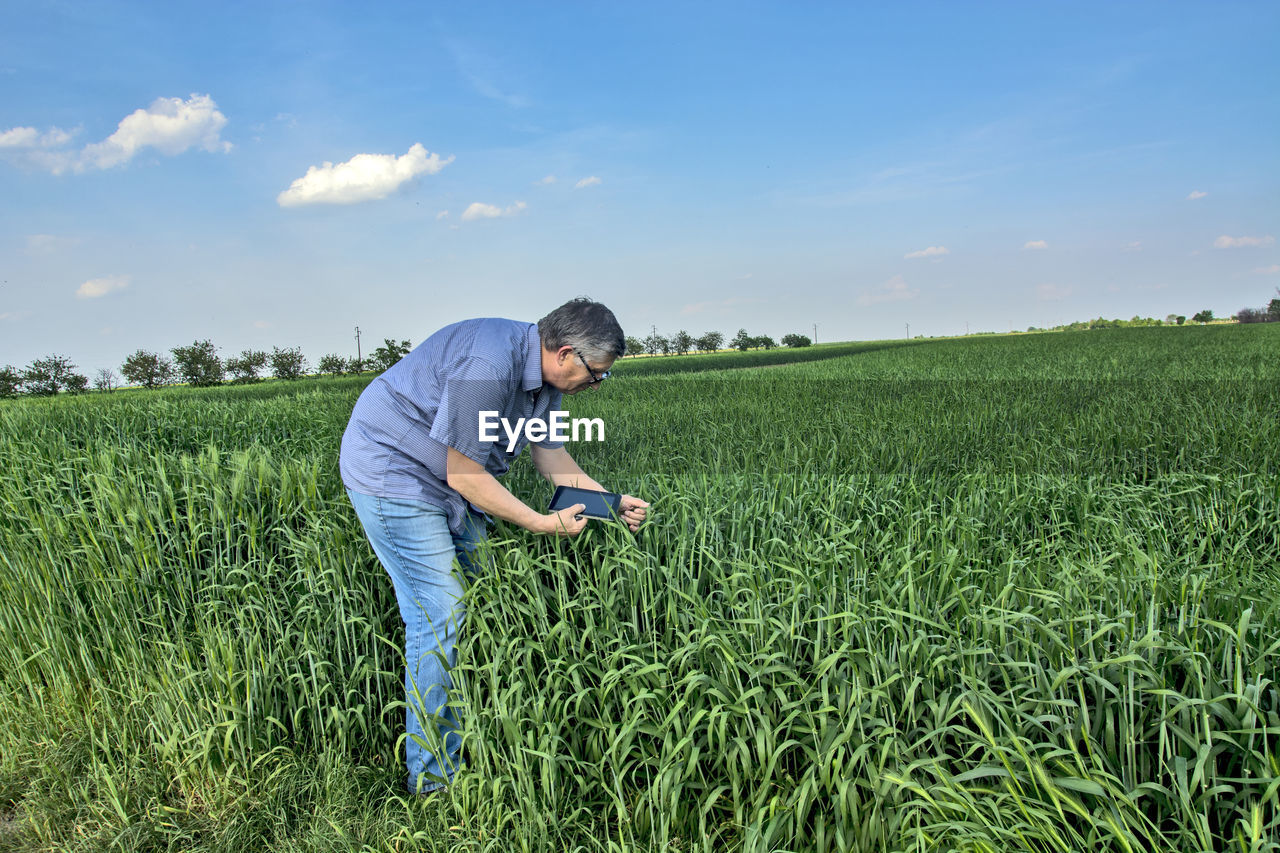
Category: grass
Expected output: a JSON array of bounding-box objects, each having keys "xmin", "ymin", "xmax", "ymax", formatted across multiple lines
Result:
[{"xmin": 0, "ymin": 324, "xmax": 1277, "ymax": 851}]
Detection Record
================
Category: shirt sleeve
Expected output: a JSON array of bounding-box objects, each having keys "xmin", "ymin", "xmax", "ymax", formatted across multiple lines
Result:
[{"xmin": 428, "ymin": 358, "xmax": 516, "ymax": 465}]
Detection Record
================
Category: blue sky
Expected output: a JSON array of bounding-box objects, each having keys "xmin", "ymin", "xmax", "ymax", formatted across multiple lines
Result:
[{"xmin": 2, "ymin": 1, "xmax": 1277, "ymax": 375}]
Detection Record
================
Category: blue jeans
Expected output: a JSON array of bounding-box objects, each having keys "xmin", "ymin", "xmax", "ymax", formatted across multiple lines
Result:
[{"xmin": 346, "ymin": 489, "xmax": 488, "ymax": 793}]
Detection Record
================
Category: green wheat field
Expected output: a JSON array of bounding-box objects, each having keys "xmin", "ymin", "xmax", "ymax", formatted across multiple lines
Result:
[{"xmin": 1, "ymin": 324, "xmax": 1277, "ymax": 852}]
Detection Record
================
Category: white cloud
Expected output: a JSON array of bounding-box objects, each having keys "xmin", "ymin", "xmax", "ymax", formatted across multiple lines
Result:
[
  {"xmin": 436, "ymin": 210, "xmax": 450, "ymax": 220},
  {"xmin": 1036, "ymin": 283, "xmax": 1071, "ymax": 301},
  {"xmin": 1122, "ymin": 241, "xmax": 1142, "ymax": 252},
  {"xmin": 461, "ymin": 200, "xmax": 527, "ymax": 221},
  {"xmin": 75, "ymin": 274, "xmax": 130, "ymax": 299},
  {"xmin": 535, "ymin": 175, "xmax": 556, "ymax": 185},
  {"xmin": 81, "ymin": 94, "xmax": 230, "ymax": 171},
  {"xmin": 1214, "ymin": 235, "xmax": 1274, "ymax": 249},
  {"xmin": 904, "ymin": 245, "xmax": 949, "ymax": 260},
  {"xmin": 1254, "ymin": 264, "xmax": 1280, "ymax": 275},
  {"xmin": 254, "ymin": 320, "xmax": 271, "ymax": 329},
  {"xmin": 0, "ymin": 126, "xmax": 73, "ymax": 149},
  {"xmin": 1024, "ymin": 240, "xmax": 1049, "ymax": 250},
  {"xmin": 0, "ymin": 126, "xmax": 78, "ymax": 172},
  {"xmin": 278, "ymin": 143, "xmax": 452, "ymax": 207},
  {"xmin": 1, "ymin": 94, "xmax": 229, "ymax": 174},
  {"xmin": 857, "ymin": 274, "xmax": 918, "ymax": 306},
  {"xmin": 462, "ymin": 202, "xmax": 501, "ymax": 220},
  {"xmin": 1187, "ymin": 190, "xmax": 1207, "ymax": 200},
  {"xmin": 574, "ymin": 176, "xmax": 601, "ymax": 189}
]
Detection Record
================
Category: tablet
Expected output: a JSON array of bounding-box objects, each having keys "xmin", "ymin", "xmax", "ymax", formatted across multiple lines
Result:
[{"xmin": 548, "ymin": 485, "xmax": 623, "ymax": 520}]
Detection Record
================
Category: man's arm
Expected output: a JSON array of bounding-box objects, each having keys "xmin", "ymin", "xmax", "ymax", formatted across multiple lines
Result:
[
  {"xmin": 529, "ymin": 444, "xmax": 606, "ymax": 491},
  {"xmin": 529, "ymin": 445, "xmax": 649, "ymax": 532},
  {"xmin": 447, "ymin": 446, "xmax": 586, "ymax": 537}
]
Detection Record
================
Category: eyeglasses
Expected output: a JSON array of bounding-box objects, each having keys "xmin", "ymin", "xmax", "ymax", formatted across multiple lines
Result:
[{"xmin": 574, "ymin": 350, "xmax": 611, "ymax": 384}]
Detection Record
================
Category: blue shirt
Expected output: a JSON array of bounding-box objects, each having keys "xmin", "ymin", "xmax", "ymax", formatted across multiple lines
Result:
[{"xmin": 340, "ymin": 318, "xmax": 564, "ymax": 535}]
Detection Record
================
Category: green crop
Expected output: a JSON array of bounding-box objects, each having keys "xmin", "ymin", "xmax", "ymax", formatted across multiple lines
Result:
[{"xmin": 1, "ymin": 324, "xmax": 1277, "ymax": 852}]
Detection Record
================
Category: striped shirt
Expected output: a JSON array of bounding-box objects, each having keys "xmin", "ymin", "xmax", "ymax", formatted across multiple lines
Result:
[{"xmin": 340, "ymin": 318, "xmax": 564, "ymax": 535}]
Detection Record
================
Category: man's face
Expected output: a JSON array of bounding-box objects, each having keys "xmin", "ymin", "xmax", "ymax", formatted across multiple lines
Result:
[
  {"xmin": 564, "ymin": 349, "xmax": 615, "ymax": 395},
  {"xmin": 542, "ymin": 344, "xmax": 616, "ymax": 394},
  {"xmin": 542, "ymin": 345, "xmax": 613, "ymax": 395}
]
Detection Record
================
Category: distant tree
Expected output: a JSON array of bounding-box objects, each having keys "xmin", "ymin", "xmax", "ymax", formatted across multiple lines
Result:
[
  {"xmin": 642, "ymin": 333, "xmax": 668, "ymax": 356},
  {"xmin": 1176, "ymin": 315, "xmax": 1186, "ymax": 325},
  {"xmin": 122, "ymin": 350, "xmax": 174, "ymax": 389},
  {"xmin": 1236, "ymin": 307, "xmax": 1269, "ymax": 324},
  {"xmin": 752, "ymin": 335, "xmax": 777, "ymax": 350},
  {"xmin": 64, "ymin": 373, "xmax": 89, "ymax": 394},
  {"xmin": 371, "ymin": 338, "xmax": 411, "ymax": 372},
  {"xmin": 1165, "ymin": 314, "xmax": 1180, "ymax": 325},
  {"xmin": 0, "ymin": 365, "xmax": 21, "ymax": 398},
  {"xmin": 317, "ymin": 353, "xmax": 347, "ymax": 376},
  {"xmin": 730, "ymin": 328, "xmax": 753, "ymax": 351},
  {"xmin": 625, "ymin": 335, "xmax": 644, "ymax": 356},
  {"xmin": 225, "ymin": 349, "xmax": 268, "ymax": 384},
  {"xmin": 345, "ymin": 357, "xmax": 364, "ymax": 374},
  {"xmin": 1269, "ymin": 292, "xmax": 1280, "ymax": 321},
  {"xmin": 781, "ymin": 333, "xmax": 812, "ymax": 348},
  {"xmin": 22, "ymin": 355, "xmax": 78, "ymax": 396},
  {"xmin": 270, "ymin": 346, "xmax": 308, "ymax": 381},
  {"xmin": 93, "ymin": 368, "xmax": 119, "ymax": 393},
  {"xmin": 695, "ymin": 331, "xmax": 724, "ymax": 353},
  {"xmin": 1192, "ymin": 310, "xmax": 1214, "ymax": 323},
  {"xmin": 672, "ymin": 330, "xmax": 694, "ymax": 355},
  {"xmin": 171, "ymin": 339, "xmax": 223, "ymax": 387}
]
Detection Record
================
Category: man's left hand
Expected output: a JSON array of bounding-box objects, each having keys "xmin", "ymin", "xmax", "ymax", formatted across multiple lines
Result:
[{"xmin": 618, "ymin": 495, "xmax": 649, "ymax": 533}]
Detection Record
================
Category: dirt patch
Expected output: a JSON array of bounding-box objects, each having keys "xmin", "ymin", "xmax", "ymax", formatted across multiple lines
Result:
[{"xmin": 0, "ymin": 810, "xmax": 23, "ymax": 844}]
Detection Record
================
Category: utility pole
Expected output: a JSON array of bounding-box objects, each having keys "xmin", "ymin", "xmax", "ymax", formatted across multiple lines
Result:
[
  {"xmin": 813, "ymin": 323, "xmax": 818, "ymax": 344},
  {"xmin": 354, "ymin": 326, "xmax": 362, "ymax": 370},
  {"xmin": 905, "ymin": 322, "xmax": 910, "ymax": 339},
  {"xmin": 965, "ymin": 321, "xmax": 969, "ymax": 336}
]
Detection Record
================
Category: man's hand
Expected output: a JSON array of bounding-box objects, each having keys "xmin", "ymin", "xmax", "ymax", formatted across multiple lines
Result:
[
  {"xmin": 543, "ymin": 503, "xmax": 589, "ymax": 537},
  {"xmin": 618, "ymin": 495, "xmax": 649, "ymax": 533}
]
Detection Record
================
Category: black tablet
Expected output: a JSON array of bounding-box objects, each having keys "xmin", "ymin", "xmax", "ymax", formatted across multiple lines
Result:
[{"xmin": 548, "ymin": 485, "xmax": 623, "ymax": 520}]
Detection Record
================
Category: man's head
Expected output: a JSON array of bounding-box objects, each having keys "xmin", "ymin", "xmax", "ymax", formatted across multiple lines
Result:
[{"xmin": 538, "ymin": 297, "xmax": 625, "ymax": 394}]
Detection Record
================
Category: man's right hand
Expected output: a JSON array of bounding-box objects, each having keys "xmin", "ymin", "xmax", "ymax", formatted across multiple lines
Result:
[{"xmin": 543, "ymin": 503, "xmax": 589, "ymax": 537}]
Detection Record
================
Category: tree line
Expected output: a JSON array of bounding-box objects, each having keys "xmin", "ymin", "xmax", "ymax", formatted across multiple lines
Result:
[
  {"xmin": 1011, "ymin": 290, "xmax": 1280, "ymax": 334},
  {"xmin": 0, "ymin": 338, "xmax": 413, "ymax": 399},
  {"xmin": 625, "ymin": 329, "xmax": 813, "ymax": 357},
  {"xmin": 5, "ymin": 290, "xmax": 1273, "ymax": 398}
]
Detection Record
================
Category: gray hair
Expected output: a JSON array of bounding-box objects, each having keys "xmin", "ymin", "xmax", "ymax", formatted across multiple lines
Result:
[{"xmin": 537, "ymin": 297, "xmax": 626, "ymax": 362}]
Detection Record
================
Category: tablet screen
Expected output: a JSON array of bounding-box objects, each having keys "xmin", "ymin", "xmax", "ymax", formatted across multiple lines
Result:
[{"xmin": 549, "ymin": 486, "xmax": 622, "ymax": 519}]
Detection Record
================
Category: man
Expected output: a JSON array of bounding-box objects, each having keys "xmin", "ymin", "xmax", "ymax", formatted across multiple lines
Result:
[{"xmin": 340, "ymin": 297, "xmax": 647, "ymax": 793}]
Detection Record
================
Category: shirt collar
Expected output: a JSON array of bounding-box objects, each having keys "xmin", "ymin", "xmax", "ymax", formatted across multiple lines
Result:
[{"xmin": 521, "ymin": 323, "xmax": 544, "ymax": 393}]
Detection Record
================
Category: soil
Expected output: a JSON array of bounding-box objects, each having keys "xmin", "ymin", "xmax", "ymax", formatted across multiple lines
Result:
[{"xmin": 0, "ymin": 810, "xmax": 23, "ymax": 845}]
